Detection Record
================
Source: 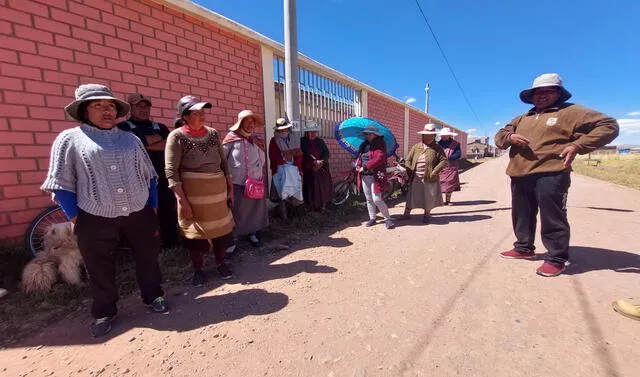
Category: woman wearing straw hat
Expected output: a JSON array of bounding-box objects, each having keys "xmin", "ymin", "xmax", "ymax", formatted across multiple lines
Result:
[
  {"xmin": 300, "ymin": 121, "xmax": 333, "ymax": 211},
  {"xmin": 269, "ymin": 118, "xmax": 304, "ymax": 221},
  {"xmin": 356, "ymin": 125, "xmax": 395, "ymax": 229},
  {"xmin": 222, "ymin": 110, "xmax": 269, "ymax": 248},
  {"xmin": 401, "ymin": 124, "xmax": 448, "ymax": 223},
  {"xmin": 437, "ymin": 127, "xmax": 462, "ymax": 205},
  {"xmin": 165, "ymin": 96, "xmax": 234, "ymax": 287},
  {"xmin": 41, "ymin": 84, "xmax": 168, "ymax": 337}
]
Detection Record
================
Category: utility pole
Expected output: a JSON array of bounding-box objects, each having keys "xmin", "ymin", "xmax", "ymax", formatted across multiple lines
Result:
[
  {"xmin": 424, "ymin": 82, "xmax": 430, "ymax": 113},
  {"xmin": 284, "ymin": 0, "xmax": 301, "ymax": 149}
]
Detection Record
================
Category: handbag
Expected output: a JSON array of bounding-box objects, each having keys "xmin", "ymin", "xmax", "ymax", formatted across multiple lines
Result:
[{"xmin": 242, "ymin": 139, "xmax": 265, "ymax": 199}]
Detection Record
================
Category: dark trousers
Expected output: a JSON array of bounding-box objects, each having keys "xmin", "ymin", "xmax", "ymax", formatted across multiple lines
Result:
[
  {"xmin": 511, "ymin": 172, "xmax": 571, "ymax": 265},
  {"xmin": 75, "ymin": 206, "xmax": 164, "ymax": 319},
  {"xmin": 157, "ymin": 177, "xmax": 179, "ymax": 248},
  {"xmin": 183, "ymin": 233, "xmax": 233, "ymax": 270}
]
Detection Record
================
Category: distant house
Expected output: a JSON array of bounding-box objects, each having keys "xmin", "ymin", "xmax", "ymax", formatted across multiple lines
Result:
[
  {"xmin": 467, "ymin": 136, "xmax": 497, "ymax": 159},
  {"xmin": 594, "ymin": 145, "xmax": 617, "ymax": 155},
  {"xmin": 617, "ymin": 145, "xmax": 640, "ymax": 154}
]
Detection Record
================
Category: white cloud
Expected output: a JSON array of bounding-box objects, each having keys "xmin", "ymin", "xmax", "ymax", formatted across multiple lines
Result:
[
  {"xmin": 617, "ymin": 118, "xmax": 640, "ymax": 134},
  {"xmin": 466, "ymin": 128, "xmax": 477, "ymax": 134},
  {"xmin": 627, "ymin": 111, "xmax": 640, "ymax": 116},
  {"xmin": 494, "ymin": 121, "xmax": 502, "ymax": 126},
  {"xmin": 404, "ymin": 97, "xmax": 416, "ymax": 104}
]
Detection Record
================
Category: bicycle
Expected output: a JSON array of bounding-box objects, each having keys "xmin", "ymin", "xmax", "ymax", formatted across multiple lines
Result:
[
  {"xmin": 332, "ymin": 168, "xmax": 360, "ymax": 206},
  {"xmin": 24, "ymin": 205, "xmax": 68, "ymax": 258},
  {"xmin": 332, "ymin": 157, "xmax": 409, "ymax": 206}
]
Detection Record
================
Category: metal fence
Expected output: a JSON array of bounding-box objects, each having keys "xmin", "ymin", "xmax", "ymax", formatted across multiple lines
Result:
[{"xmin": 273, "ymin": 55, "xmax": 361, "ymax": 138}]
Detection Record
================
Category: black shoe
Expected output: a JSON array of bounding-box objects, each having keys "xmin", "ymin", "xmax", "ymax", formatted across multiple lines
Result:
[
  {"xmin": 385, "ymin": 219, "xmax": 396, "ymax": 229},
  {"xmin": 248, "ymin": 234, "xmax": 262, "ymax": 248},
  {"xmin": 90, "ymin": 316, "xmax": 115, "ymax": 338},
  {"xmin": 365, "ymin": 219, "xmax": 376, "ymax": 227},
  {"xmin": 217, "ymin": 263, "xmax": 233, "ymax": 280},
  {"xmin": 146, "ymin": 297, "xmax": 169, "ymax": 313},
  {"xmin": 192, "ymin": 269, "xmax": 205, "ymax": 287}
]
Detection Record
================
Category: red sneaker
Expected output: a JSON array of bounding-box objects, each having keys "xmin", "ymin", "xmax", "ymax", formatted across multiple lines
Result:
[
  {"xmin": 500, "ymin": 249, "xmax": 536, "ymax": 260},
  {"xmin": 536, "ymin": 261, "xmax": 566, "ymax": 277}
]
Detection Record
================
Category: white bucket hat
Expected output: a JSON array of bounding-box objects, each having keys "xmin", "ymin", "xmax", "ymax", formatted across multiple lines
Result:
[
  {"xmin": 64, "ymin": 84, "xmax": 130, "ymax": 122},
  {"xmin": 230, "ymin": 109, "xmax": 264, "ymax": 131},
  {"xmin": 439, "ymin": 127, "xmax": 458, "ymax": 136},
  {"xmin": 418, "ymin": 123, "xmax": 439, "ymax": 135},
  {"xmin": 303, "ymin": 121, "xmax": 321, "ymax": 132},
  {"xmin": 519, "ymin": 73, "xmax": 572, "ymax": 104},
  {"xmin": 361, "ymin": 124, "xmax": 383, "ymax": 136}
]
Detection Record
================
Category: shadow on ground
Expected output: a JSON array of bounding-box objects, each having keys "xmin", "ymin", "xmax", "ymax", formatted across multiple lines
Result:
[
  {"xmin": 449, "ymin": 200, "xmax": 497, "ymax": 206},
  {"xmin": 564, "ymin": 246, "xmax": 640, "ymax": 275},
  {"xmin": 584, "ymin": 206, "xmax": 634, "ymax": 213}
]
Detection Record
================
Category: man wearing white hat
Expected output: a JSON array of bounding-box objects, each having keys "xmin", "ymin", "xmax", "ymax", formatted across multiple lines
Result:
[{"xmin": 495, "ymin": 73, "xmax": 619, "ymax": 277}]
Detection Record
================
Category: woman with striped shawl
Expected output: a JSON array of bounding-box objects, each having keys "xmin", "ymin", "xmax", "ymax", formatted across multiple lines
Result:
[{"xmin": 165, "ymin": 96, "xmax": 234, "ymax": 287}]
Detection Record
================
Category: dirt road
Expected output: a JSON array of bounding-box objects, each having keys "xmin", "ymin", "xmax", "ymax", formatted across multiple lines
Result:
[{"xmin": 1, "ymin": 157, "xmax": 639, "ymax": 377}]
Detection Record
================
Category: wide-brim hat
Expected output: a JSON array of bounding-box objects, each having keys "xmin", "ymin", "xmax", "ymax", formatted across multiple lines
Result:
[
  {"xmin": 177, "ymin": 95, "xmax": 212, "ymax": 117},
  {"xmin": 127, "ymin": 93, "xmax": 152, "ymax": 106},
  {"xmin": 230, "ymin": 110, "xmax": 264, "ymax": 131},
  {"xmin": 303, "ymin": 121, "xmax": 321, "ymax": 133},
  {"xmin": 361, "ymin": 124, "xmax": 383, "ymax": 136},
  {"xmin": 519, "ymin": 73, "xmax": 572, "ymax": 105},
  {"xmin": 418, "ymin": 123, "xmax": 439, "ymax": 135},
  {"xmin": 274, "ymin": 117, "xmax": 293, "ymax": 131},
  {"xmin": 439, "ymin": 127, "xmax": 458, "ymax": 136},
  {"xmin": 64, "ymin": 84, "xmax": 130, "ymax": 122}
]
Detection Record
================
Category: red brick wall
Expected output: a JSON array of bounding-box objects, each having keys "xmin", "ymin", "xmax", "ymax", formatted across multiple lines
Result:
[
  {"xmin": 0, "ymin": 0, "xmax": 264, "ymax": 240},
  {"xmin": 408, "ymin": 110, "xmax": 467, "ymax": 158},
  {"xmin": 408, "ymin": 110, "xmax": 431, "ymax": 151},
  {"xmin": 367, "ymin": 93, "xmax": 405, "ymax": 157}
]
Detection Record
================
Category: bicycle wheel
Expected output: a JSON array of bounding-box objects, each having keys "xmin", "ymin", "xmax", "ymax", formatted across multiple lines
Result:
[
  {"xmin": 332, "ymin": 181, "xmax": 352, "ymax": 206},
  {"xmin": 24, "ymin": 205, "xmax": 68, "ymax": 258}
]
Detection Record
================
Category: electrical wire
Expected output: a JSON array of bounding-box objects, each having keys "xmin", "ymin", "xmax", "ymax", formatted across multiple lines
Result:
[{"xmin": 414, "ymin": 0, "xmax": 483, "ymax": 126}]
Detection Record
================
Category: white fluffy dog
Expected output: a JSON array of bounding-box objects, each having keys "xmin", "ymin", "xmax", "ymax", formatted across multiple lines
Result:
[{"xmin": 21, "ymin": 222, "xmax": 84, "ymax": 293}]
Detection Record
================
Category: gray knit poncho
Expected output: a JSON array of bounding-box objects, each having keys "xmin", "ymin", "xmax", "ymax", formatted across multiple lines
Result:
[{"xmin": 41, "ymin": 124, "xmax": 157, "ymax": 218}]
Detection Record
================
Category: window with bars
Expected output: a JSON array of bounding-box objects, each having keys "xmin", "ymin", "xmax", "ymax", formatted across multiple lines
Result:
[{"xmin": 273, "ymin": 55, "xmax": 361, "ymax": 138}]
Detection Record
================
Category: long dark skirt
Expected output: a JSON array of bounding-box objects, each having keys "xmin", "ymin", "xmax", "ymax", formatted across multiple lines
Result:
[
  {"xmin": 232, "ymin": 184, "xmax": 269, "ymax": 236},
  {"xmin": 302, "ymin": 166, "xmax": 333, "ymax": 210}
]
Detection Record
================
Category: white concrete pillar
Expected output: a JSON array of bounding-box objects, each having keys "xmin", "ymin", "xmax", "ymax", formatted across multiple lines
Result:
[
  {"xmin": 360, "ymin": 89, "xmax": 368, "ymax": 117},
  {"xmin": 403, "ymin": 107, "xmax": 410, "ymax": 157},
  {"xmin": 261, "ymin": 45, "xmax": 277, "ymax": 184}
]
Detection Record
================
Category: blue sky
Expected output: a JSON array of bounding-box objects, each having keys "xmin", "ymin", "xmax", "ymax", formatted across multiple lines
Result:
[{"xmin": 198, "ymin": 0, "xmax": 640, "ymax": 145}]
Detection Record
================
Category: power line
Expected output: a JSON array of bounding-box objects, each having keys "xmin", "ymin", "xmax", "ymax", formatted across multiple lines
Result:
[{"xmin": 413, "ymin": 0, "xmax": 483, "ymax": 127}]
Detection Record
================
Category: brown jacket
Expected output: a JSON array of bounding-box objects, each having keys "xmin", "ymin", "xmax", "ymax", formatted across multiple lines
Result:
[
  {"xmin": 165, "ymin": 126, "xmax": 230, "ymax": 188},
  {"xmin": 405, "ymin": 142, "xmax": 448, "ymax": 183},
  {"xmin": 495, "ymin": 103, "xmax": 619, "ymax": 177}
]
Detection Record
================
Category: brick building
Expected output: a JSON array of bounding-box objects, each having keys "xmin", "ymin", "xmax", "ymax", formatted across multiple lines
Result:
[{"xmin": 0, "ymin": 0, "xmax": 466, "ymax": 241}]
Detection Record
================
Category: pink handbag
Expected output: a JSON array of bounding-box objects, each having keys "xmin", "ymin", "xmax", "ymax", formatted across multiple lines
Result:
[{"xmin": 242, "ymin": 140, "xmax": 265, "ymax": 199}]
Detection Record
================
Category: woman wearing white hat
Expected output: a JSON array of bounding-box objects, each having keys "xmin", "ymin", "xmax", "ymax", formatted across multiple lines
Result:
[
  {"xmin": 300, "ymin": 122, "xmax": 333, "ymax": 211},
  {"xmin": 437, "ymin": 127, "xmax": 462, "ymax": 205},
  {"xmin": 401, "ymin": 124, "xmax": 448, "ymax": 223}
]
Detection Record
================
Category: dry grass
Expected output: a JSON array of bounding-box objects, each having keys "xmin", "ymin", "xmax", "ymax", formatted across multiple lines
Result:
[{"xmin": 573, "ymin": 154, "xmax": 640, "ymax": 190}]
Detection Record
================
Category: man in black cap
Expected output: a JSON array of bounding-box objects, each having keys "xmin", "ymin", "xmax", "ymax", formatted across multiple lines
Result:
[{"xmin": 118, "ymin": 94, "xmax": 179, "ymax": 248}]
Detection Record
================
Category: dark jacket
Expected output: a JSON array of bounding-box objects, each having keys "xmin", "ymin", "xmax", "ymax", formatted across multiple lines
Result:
[{"xmin": 356, "ymin": 136, "xmax": 387, "ymax": 194}]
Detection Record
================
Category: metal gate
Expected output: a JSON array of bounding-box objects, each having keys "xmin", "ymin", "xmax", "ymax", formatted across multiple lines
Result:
[{"xmin": 274, "ymin": 55, "xmax": 361, "ymax": 138}]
